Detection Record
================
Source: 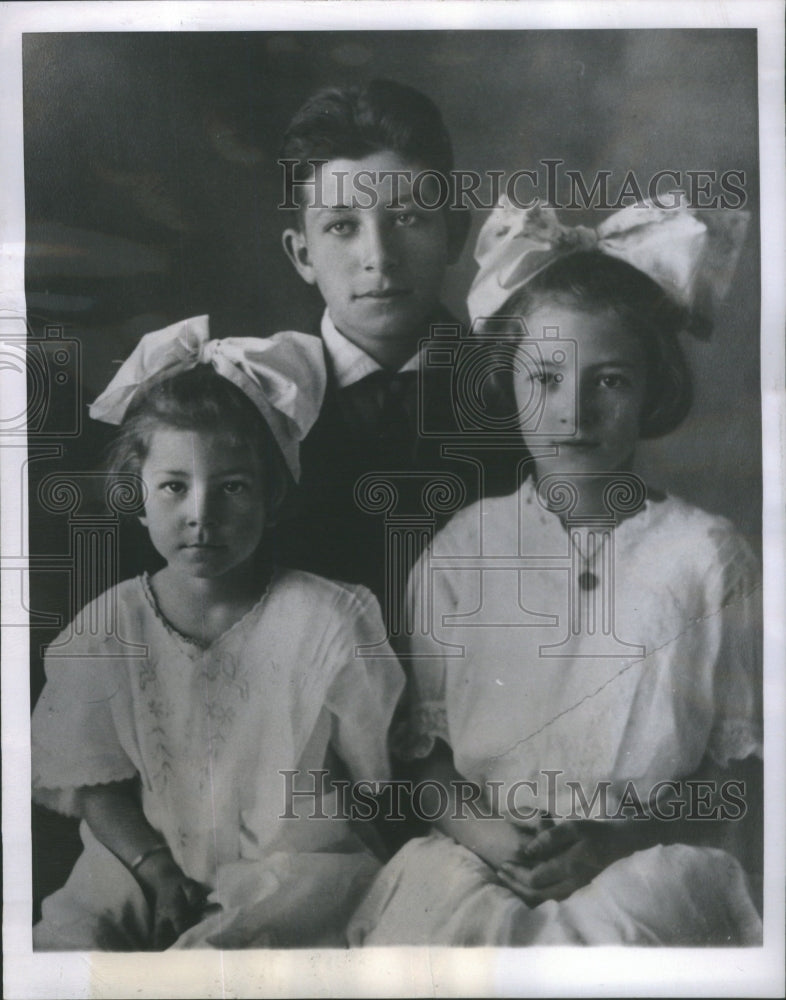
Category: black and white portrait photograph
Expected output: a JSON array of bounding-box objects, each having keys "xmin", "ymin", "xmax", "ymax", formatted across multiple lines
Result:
[{"xmin": 2, "ymin": 1, "xmax": 784, "ymax": 997}]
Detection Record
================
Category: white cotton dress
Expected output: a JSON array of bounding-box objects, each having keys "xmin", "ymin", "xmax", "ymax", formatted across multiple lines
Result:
[
  {"xmin": 32, "ymin": 569, "xmax": 404, "ymax": 950},
  {"xmin": 348, "ymin": 482, "xmax": 763, "ymax": 946}
]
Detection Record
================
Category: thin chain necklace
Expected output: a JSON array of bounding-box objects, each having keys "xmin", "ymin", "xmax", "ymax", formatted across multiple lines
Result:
[{"xmin": 571, "ymin": 528, "xmax": 601, "ymax": 591}]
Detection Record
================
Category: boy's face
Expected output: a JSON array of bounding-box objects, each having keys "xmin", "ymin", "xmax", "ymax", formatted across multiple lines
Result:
[{"xmin": 283, "ymin": 151, "xmax": 450, "ymax": 364}]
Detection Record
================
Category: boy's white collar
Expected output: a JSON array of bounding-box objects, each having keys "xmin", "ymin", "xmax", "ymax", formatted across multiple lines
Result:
[{"xmin": 320, "ymin": 311, "xmax": 421, "ymax": 389}]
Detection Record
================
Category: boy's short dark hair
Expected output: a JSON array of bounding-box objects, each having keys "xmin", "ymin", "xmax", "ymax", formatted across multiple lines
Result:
[
  {"xmin": 491, "ymin": 251, "xmax": 694, "ymax": 440},
  {"xmin": 280, "ymin": 78, "xmax": 455, "ymax": 187}
]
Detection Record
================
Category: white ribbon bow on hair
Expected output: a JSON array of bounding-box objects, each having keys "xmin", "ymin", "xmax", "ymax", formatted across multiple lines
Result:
[
  {"xmin": 89, "ymin": 316, "xmax": 326, "ymax": 481},
  {"xmin": 467, "ymin": 195, "xmax": 749, "ymax": 334}
]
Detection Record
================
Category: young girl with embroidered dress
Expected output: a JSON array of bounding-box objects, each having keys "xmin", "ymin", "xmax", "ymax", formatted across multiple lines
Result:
[
  {"xmin": 348, "ymin": 198, "xmax": 763, "ymax": 946},
  {"xmin": 32, "ymin": 318, "xmax": 404, "ymax": 950}
]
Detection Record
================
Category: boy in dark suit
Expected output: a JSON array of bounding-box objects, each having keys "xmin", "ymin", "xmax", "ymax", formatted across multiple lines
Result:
[{"xmin": 276, "ymin": 79, "xmax": 511, "ymax": 618}]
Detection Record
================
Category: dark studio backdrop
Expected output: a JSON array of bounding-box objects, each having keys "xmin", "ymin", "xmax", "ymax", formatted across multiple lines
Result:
[{"xmin": 23, "ymin": 29, "xmax": 760, "ymax": 913}]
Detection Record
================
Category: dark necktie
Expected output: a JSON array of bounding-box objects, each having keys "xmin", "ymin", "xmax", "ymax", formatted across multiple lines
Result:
[{"xmin": 342, "ymin": 370, "xmax": 418, "ymax": 452}]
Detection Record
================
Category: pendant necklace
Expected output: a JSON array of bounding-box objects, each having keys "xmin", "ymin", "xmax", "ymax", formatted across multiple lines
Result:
[
  {"xmin": 572, "ymin": 530, "xmax": 600, "ymax": 592},
  {"xmin": 578, "ymin": 568, "xmax": 599, "ymax": 592}
]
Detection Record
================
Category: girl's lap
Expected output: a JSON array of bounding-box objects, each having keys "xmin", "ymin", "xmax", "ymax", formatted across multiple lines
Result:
[
  {"xmin": 536, "ymin": 842, "xmax": 763, "ymax": 946},
  {"xmin": 34, "ymin": 822, "xmax": 384, "ymax": 951},
  {"xmin": 348, "ymin": 831, "xmax": 763, "ymax": 947},
  {"xmin": 173, "ymin": 849, "xmax": 382, "ymax": 949},
  {"xmin": 348, "ymin": 831, "xmax": 536, "ymax": 946},
  {"xmin": 34, "ymin": 824, "xmax": 151, "ymax": 951}
]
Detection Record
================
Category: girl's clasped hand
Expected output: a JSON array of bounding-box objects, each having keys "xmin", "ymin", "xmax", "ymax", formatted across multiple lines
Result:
[
  {"xmin": 497, "ymin": 819, "xmax": 642, "ymax": 906},
  {"xmin": 132, "ymin": 847, "xmax": 210, "ymax": 949}
]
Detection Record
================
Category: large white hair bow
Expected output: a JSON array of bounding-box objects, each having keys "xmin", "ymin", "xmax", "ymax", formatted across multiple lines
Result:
[
  {"xmin": 467, "ymin": 195, "xmax": 749, "ymax": 333},
  {"xmin": 89, "ymin": 316, "xmax": 326, "ymax": 481}
]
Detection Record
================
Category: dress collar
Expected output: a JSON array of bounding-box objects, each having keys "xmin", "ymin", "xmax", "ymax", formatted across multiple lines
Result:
[{"xmin": 518, "ymin": 475, "xmax": 655, "ymax": 540}]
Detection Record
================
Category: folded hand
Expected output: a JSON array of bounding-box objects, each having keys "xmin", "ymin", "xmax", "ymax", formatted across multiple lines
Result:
[
  {"xmin": 150, "ymin": 871, "xmax": 209, "ymax": 949},
  {"xmin": 496, "ymin": 820, "xmax": 639, "ymax": 906}
]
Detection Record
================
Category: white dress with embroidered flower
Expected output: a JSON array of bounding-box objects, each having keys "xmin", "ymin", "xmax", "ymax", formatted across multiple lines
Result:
[
  {"xmin": 32, "ymin": 569, "xmax": 404, "ymax": 950},
  {"xmin": 348, "ymin": 483, "xmax": 763, "ymax": 946}
]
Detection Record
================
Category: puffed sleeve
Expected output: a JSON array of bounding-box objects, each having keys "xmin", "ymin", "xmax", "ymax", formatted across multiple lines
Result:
[
  {"xmin": 323, "ymin": 586, "xmax": 406, "ymax": 785},
  {"xmin": 32, "ymin": 611, "xmax": 138, "ymax": 817},
  {"xmin": 705, "ymin": 527, "xmax": 763, "ymax": 767},
  {"xmin": 392, "ymin": 551, "xmax": 454, "ymax": 761}
]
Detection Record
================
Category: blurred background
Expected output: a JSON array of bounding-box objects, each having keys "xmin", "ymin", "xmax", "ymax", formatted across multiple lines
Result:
[{"xmin": 23, "ymin": 29, "xmax": 760, "ymax": 912}]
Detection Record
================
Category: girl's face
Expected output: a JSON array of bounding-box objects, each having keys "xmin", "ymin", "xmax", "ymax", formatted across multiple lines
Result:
[
  {"xmin": 513, "ymin": 301, "xmax": 647, "ymax": 481},
  {"xmin": 138, "ymin": 426, "xmax": 267, "ymax": 581}
]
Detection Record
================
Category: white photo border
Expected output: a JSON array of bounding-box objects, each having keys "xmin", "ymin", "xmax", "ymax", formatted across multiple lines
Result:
[{"xmin": 2, "ymin": 2, "xmax": 784, "ymax": 997}]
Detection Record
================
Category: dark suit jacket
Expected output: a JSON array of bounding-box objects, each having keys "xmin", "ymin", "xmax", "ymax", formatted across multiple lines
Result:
[{"xmin": 272, "ymin": 313, "xmax": 520, "ymax": 610}]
